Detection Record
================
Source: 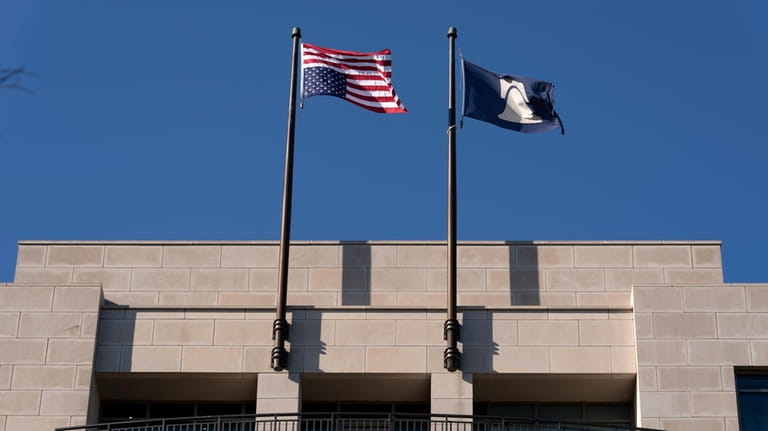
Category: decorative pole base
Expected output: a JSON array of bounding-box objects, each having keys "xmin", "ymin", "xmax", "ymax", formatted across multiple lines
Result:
[
  {"xmin": 443, "ymin": 346, "xmax": 461, "ymax": 372},
  {"xmin": 271, "ymin": 346, "xmax": 288, "ymax": 371}
]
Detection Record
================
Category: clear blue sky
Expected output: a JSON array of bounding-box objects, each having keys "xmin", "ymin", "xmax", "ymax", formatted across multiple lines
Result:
[{"xmin": 1, "ymin": 1, "xmax": 767, "ymax": 282}]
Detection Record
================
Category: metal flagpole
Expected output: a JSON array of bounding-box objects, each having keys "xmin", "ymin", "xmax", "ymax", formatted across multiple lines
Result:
[
  {"xmin": 444, "ymin": 26, "xmax": 461, "ymax": 372},
  {"xmin": 271, "ymin": 26, "xmax": 301, "ymax": 371}
]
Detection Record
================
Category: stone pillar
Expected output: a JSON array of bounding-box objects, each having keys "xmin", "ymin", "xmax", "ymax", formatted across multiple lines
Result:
[
  {"xmin": 430, "ymin": 372, "xmax": 473, "ymax": 415},
  {"xmin": 256, "ymin": 372, "xmax": 301, "ymax": 414}
]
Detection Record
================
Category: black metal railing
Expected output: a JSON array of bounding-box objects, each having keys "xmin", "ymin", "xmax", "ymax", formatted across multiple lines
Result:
[{"xmin": 55, "ymin": 413, "xmax": 664, "ymax": 431}]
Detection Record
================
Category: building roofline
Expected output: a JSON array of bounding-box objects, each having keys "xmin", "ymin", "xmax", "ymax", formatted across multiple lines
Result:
[{"xmin": 17, "ymin": 239, "xmax": 723, "ymax": 246}]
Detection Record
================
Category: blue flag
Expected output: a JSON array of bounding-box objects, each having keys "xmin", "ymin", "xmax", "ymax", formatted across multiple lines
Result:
[{"xmin": 462, "ymin": 58, "xmax": 564, "ymax": 135}]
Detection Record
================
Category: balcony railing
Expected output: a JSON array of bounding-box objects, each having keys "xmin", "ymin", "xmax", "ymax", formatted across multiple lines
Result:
[{"xmin": 56, "ymin": 413, "xmax": 664, "ymax": 431}]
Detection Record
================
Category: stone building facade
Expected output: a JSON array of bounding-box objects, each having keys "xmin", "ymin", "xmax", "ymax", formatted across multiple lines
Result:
[{"xmin": 0, "ymin": 240, "xmax": 766, "ymax": 431}]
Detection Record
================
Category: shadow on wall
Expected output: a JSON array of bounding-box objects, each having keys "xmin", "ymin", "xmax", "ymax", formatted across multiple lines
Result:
[
  {"xmin": 507, "ymin": 242, "xmax": 541, "ymax": 306},
  {"xmin": 341, "ymin": 242, "xmax": 372, "ymax": 306}
]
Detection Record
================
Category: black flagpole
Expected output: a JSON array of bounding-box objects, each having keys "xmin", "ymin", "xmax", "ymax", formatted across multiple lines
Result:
[
  {"xmin": 272, "ymin": 26, "xmax": 301, "ymax": 371},
  {"xmin": 444, "ymin": 26, "xmax": 461, "ymax": 372}
]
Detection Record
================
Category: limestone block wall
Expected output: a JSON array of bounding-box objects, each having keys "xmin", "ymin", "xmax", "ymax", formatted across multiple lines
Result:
[
  {"xmin": 14, "ymin": 241, "xmax": 723, "ymax": 309},
  {"xmin": 0, "ymin": 283, "xmax": 102, "ymax": 431},
  {"xmin": 634, "ymin": 283, "xmax": 768, "ymax": 431}
]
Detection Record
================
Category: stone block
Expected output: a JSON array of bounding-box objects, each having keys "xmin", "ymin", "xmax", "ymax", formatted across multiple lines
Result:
[
  {"xmin": 0, "ymin": 313, "xmax": 18, "ymax": 337},
  {"xmin": 249, "ymin": 268, "xmax": 307, "ymax": 291},
  {"xmin": 303, "ymin": 346, "xmax": 365, "ymax": 372},
  {"xmin": 181, "ymin": 346, "xmax": 243, "ymax": 371},
  {"xmin": 661, "ymin": 418, "xmax": 725, "ymax": 431},
  {"xmin": 684, "ymin": 287, "xmax": 746, "ymax": 312},
  {"xmin": 640, "ymin": 391, "xmax": 691, "ymax": 417},
  {"xmin": 491, "ymin": 347, "xmax": 549, "ymax": 372},
  {"xmin": 163, "ymin": 245, "xmax": 221, "ymax": 267},
  {"xmin": 370, "ymin": 269, "xmax": 427, "ymax": 292},
  {"xmin": 457, "ymin": 246, "xmax": 509, "ymax": 267},
  {"xmin": 688, "ymin": 340, "xmax": 750, "ymax": 365},
  {"xmin": 73, "ymin": 268, "xmax": 131, "ymax": 291},
  {"xmin": 94, "ymin": 346, "xmax": 121, "ymax": 372},
  {"xmin": 576, "ymin": 292, "xmax": 632, "ymax": 306},
  {"xmin": 190, "ymin": 269, "xmax": 249, "ymax": 291},
  {"xmin": 18, "ymin": 313, "xmax": 81, "ymax": 338},
  {"xmin": 158, "ymin": 292, "xmax": 218, "ymax": 306},
  {"xmin": 218, "ymin": 292, "xmax": 276, "ymax": 306},
  {"xmin": 491, "ymin": 319, "xmax": 518, "ymax": 346},
  {"xmin": 462, "ymin": 347, "xmax": 490, "ymax": 373},
  {"xmin": 664, "ymin": 269, "xmax": 723, "ymax": 284},
  {"xmin": 635, "ymin": 313, "xmax": 654, "ymax": 339},
  {"xmin": 430, "ymin": 398, "xmax": 473, "ymax": 415},
  {"xmin": 131, "ymin": 269, "xmax": 189, "ymax": 291},
  {"xmin": 104, "ymin": 246, "xmax": 163, "ymax": 267},
  {"xmin": 0, "ymin": 391, "xmax": 41, "ymax": 414},
  {"xmin": 258, "ymin": 372, "xmax": 301, "ymax": 399},
  {"xmin": 11, "ymin": 366, "xmax": 75, "ymax": 390},
  {"xmin": 517, "ymin": 245, "xmax": 572, "ymax": 268},
  {"xmin": 398, "ymin": 245, "xmax": 445, "ymax": 268},
  {"xmin": 550, "ymin": 347, "xmax": 611, "ymax": 373},
  {"xmin": 53, "ymin": 287, "xmax": 102, "ymax": 312},
  {"xmin": 395, "ymin": 320, "xmax": 443, "ymax": 346},
  {"xmin": 395, "ymin": 293, "xmax": 445, "ymax": 307},
  {"xmin": 653, "ymin": 313, "xmax": 717, "ymax": 338},
  {"xmin": 611, "ymin": 346, "xmax": 636, "ymax": 372},
  {"xmin": 287, "ymin": 292, "xmax": 337, "ymax": 307},
  {"xmin": 638, "ymin": 366, "xmax": 658, "ymax": 391},
  {"xmin": 14, "ymin": 268, "xmax": 72, "ymax": 284},
  {"xmin": 0, "ymin": 366, "xmax": 10, "ymax": 389},
  {"xmin": 636, "ymin": 340, "xmax": 687, "ymax": 365},
  {"xmin": 752, "ymin": 340, "xmax": 768, "ymax": 363},
  {"xmin": 518, "ymin": 320, "xmax": 578, "ymax": 346},
  {"xmin": 605, "ymin": 269, "xmax": 664, "ymax": 291},
  {"xmin": 460, "ymin": 316, "xmax": 492, "ymax": 346},
  {"xmin": 47, "ymin": 246, "xmax": 103, "ymax": 266},
  {"xmin": 289, "ymin": 319, "xmax": 335, "ymax": 347},
  {"xmin": 633, "ymin": 286, "xmax": 683, "ymax": 312},
  {"xmin": 657, "ymin": 366, "xmax": 722, "ymax": 391},
  {"xmin": 430, "ymin": 372, "xmax": 472, "ymax": 399},
  {"xmin": 46, "ymin": 339, "xmax": 96, "ymax": 365},
  {"xmin": 486, "ymin": 269, "xmax": 542, "ymax": 292},
  {"xmin": 0, "ymin": 287, "xmax": 53, "ymax": 311},
  {"xmin": 634, "ymin": 246, "xmax": 691, "ymax": 268},
  {"xmin": 221, "ymin": 246, "xmax": 278, "ymax": 267},
  {"xmin": 122, "ymin": 346, "xmax": 181, "ymax": 372},
  {"xmin": 153, "ymin": 320, "xmax": 214, "ymax": 345},
  {"xmin": 459, "ymin": 293, "xmax": 511, "ymax": 307},
  {"xmin": 691, "ymin": 392, "xmax": 738, "ymax": 417},
  {"xmin": 103, "ymin": 292, "xmax": 159, "ymax": 305},
  {"xmin": 574, "ymin": 245, "xmax": 632, "ymax": 267},
  {"xmin": 213, "ymin": 320, "xmax": 272, "ymax": 345},
  {"xmin": 545, "ymin": 269, "xmax": 604, "ymax": 291},
  {"xmin": 308, "ymin": 268, "xmax": 367, "ymax": 291},
  {"xmin": 336, "ymin": 320, "xmax": 395, "ymax": 345},
  {"xmin": 342, "ymin": 244, "xmax": 397, "ymax": 268},
  {"xmin": 692, "ymin": 246, "xmax": 722, "ymax": 268},
  {"xmin": 0, "ymin": 339, "xmax": 46, "ymax": 364},
  {"xmin": 97, "ymin": 319, "xmax": 153, "ymax": 345},
  {"xmin": 5, "ymin": 416, "xmax": 71, "ymax": 431},
  {"xmin": 16, "ymin": 245, "xmax": 46, "ymax": 266},
  {"xmin": 746, "ymin": 286, "xmax": 768, "ymax": 311},
  {"xmin": 39, "ymin": 390, "xmax": 89, "ymax": 415},
  {"xmin": 717, "ymin": 313, "xmax": 768, "ymax": 338},
  {"xmin": 365, "ymin": 347, "xmax": 426, "ymax": 372},
  {"xmin": 288, "ymin": 246, "xmax": 338, "ymax": 268},
  {"xmin": 75, "ymin": 366, "xmax": 92, "ymax": 390},
  {"xmin": 579, "ymin": 320, "xmax": 635, "ymax": 346}
]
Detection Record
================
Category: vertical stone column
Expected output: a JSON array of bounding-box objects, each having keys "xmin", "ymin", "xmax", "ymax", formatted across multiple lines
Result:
[
  {"xmin": 0, "ymin": 284, "xmax": 102, "ymax": 431},
  {"xmin": 256, "ymin": 372, "xmax": 301, "ymax": 414},
  {"xmin": 430, "ymin": 372, "xmax": 473, "ymax": 415}
]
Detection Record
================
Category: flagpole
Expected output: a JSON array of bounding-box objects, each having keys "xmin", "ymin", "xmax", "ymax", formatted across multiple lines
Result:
[
  {"xmin": 272, "ymin": 26, "xmax": 301, "ymax": 371},
  {"xmin": 444, "ymin": 26, "xmax": 461, "ymax": 372}
]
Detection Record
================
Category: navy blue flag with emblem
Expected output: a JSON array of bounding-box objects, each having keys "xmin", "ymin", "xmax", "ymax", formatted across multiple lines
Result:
[{"xmin": 462, "ymin": 58, "xmax": 564, "ymax": 135}]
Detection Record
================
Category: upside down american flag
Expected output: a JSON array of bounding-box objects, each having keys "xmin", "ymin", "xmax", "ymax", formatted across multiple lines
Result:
[{"xmin": 301, "ymin": 43, "xmax": 407, "ymax": 114}]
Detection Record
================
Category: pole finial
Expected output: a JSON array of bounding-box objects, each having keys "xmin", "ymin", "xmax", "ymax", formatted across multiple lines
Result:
[
  {"xmin": 448, "ymin": 27, "xmax": 457, "ymax": 38},
  {"xmin": 292, "ymin": 27, "xmax": 301, "ymax": 38}
]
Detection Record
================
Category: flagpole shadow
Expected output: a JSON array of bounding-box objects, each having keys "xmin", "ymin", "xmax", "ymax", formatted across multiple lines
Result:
[
  {"xmin": 507, "ymin": 241, "xmax": 541, "ymax": 305},
  {"xmin": 340, "ymin": 241, "xmax": 371, "ymax": 306}
]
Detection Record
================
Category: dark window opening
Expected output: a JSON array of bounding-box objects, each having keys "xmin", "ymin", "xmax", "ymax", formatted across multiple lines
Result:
[{"xmin": 736, "ymin": 370, "xmax": 768, "ymax": 431}]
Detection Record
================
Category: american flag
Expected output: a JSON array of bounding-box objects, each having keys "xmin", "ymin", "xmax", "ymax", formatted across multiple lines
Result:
[{"xmin": 301, "ymin": 43, "xmax": 407, "ymax": 114}]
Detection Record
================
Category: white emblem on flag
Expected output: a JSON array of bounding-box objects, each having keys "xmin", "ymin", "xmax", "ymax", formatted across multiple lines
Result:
[{"xmin": 497, "ymin": 77, "xmax": 542, "ymax": 124}]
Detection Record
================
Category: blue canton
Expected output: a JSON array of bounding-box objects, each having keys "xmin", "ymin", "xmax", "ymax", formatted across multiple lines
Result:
[{"xmin": 303, "ymin": 67, "xmax": 346, "ymax": 98}]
